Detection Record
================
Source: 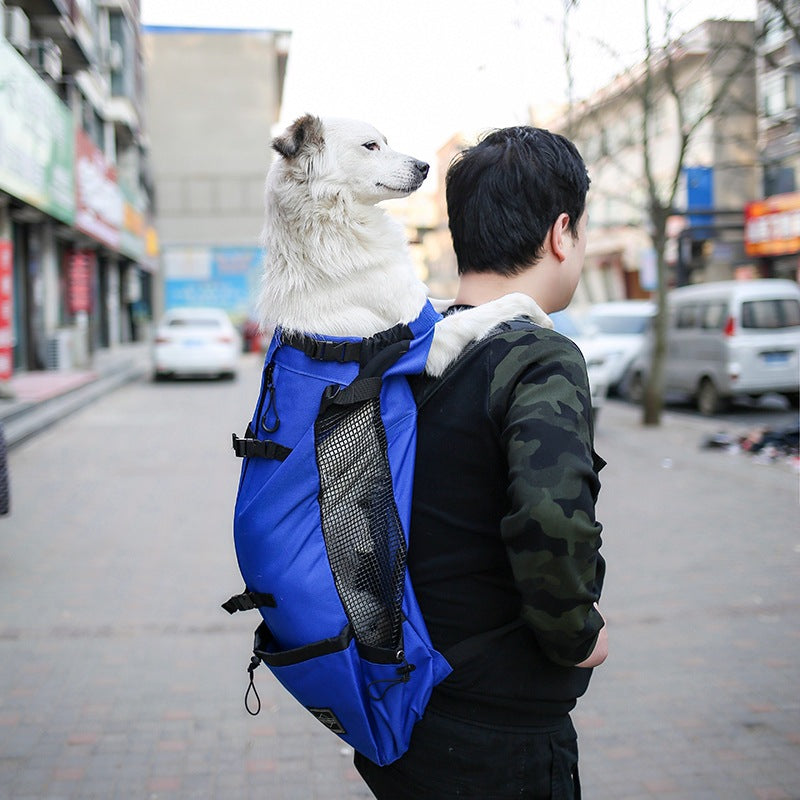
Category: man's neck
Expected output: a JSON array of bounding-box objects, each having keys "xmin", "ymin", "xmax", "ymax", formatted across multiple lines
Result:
[{"xmin": 454, "ymin": 261, "xmax": 557, "ymax": 313}]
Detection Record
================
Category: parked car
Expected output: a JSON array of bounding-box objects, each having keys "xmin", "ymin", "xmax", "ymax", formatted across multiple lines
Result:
[
  {"xmin": 152, "ymin": 307, "xmax": 241, "ymax": 380},
  {"xmin": 550, "ymin": 310, "xmax": 611, "ymax": 420},
  {"xmin": 583, "ymin": 300, "xmax": 656, "ymax": 396},
  {"xmin": 627, "ymin": 279, "xmax": 800, "ymax": 415}
]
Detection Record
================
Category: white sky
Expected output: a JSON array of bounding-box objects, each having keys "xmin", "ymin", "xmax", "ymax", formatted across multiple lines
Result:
[{"xmin": 140, "ymin": 0, "xmax": 758, "ymax": 171}]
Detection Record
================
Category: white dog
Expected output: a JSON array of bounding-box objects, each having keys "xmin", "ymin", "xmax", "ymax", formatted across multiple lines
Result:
[{"xmin": 257, "ymin": 114, "xmax": 550, "ymax": 377}]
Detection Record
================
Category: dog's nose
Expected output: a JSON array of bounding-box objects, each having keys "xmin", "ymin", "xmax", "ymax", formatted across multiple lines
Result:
[{"xmin": 415, "ymin": 160, "xmax": 429, "ymax": 178}]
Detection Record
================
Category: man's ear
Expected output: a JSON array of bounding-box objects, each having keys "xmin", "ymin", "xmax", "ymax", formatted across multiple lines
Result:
[{"xmin": 549, "ymin": 213, "xmax": 571, "ymax": 263}]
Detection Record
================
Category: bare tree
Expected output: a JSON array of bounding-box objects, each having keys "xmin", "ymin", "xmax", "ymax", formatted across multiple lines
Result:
[
  {"xmin": 558, "ymin": 2, "xmax": 761, "ymax": 424},
  {"xmin": 639, "ymin": 2, "xmax": 759, "ymax": 424}
]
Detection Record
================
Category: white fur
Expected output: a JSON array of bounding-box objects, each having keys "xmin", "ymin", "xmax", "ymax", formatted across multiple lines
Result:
[{"xmin": 258, "ymin": 115, "xmax": 551, "ymax": 377}]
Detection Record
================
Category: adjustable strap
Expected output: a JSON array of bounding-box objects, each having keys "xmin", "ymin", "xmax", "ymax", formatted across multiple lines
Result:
[
  {"xmin": 221, "ymin": 590, "xmax": 277, "ymax": 615},
  {"xmin": 281, "ymin": 323, "xmax": 414, "ymax": 367},
  {"xmin": 281, "ymin": 333, "xmax": 363, "ymax": 363},
  {"xmin": 231, "ymin": 432, "xmax": 292, "ymax": 461},
  {"xmin": 319, "ymin": 376, "xmax": 383, "ymax": 411}
]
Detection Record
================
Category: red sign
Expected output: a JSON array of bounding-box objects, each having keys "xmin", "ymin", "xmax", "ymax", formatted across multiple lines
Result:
[
  {"xmin": 75, "ymin": 129, "xmax": 123, "ymax": 250},
  {"xmin": 66, "ymin": 249, "xmax": 95, "ymax": 315},
  {"xmin": 744, "ymin": 191, "xmax": 800, "ymax": 257},
  {"xmin": 0, "ymin": 239, "xmax": 13, "ymax": 381}
]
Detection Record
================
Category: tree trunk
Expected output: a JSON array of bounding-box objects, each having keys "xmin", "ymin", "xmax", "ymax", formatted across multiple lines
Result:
[{"xmin": 642, "ymin": 218, "xmax": 669, "ymax": 425}]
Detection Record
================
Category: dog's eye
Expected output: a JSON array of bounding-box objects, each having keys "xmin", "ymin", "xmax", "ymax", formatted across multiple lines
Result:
[{"xmin": 362, "ymin": 142, "xmax": 380, "ymax": 151}]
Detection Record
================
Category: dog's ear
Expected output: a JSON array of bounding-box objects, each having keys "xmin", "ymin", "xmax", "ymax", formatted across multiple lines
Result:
[{"xmin": 272, "ymin": 114, "xmax": 325, "ymax": 160}]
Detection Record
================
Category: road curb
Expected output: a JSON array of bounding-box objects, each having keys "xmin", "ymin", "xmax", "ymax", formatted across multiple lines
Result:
[{"xmin": 3, "ymin": 363, "xmax": 148, "ymax": 450}]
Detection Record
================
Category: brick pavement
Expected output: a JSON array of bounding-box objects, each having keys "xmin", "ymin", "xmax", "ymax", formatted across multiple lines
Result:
[{"xmin": 1, "ymin": 355, "xmax": 798, "ymax": 799}]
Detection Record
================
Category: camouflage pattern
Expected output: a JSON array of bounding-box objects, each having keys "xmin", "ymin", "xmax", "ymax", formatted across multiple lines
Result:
[{"xmin": 486, "ymin": 322, "xmax": 605, "ymax": 667}]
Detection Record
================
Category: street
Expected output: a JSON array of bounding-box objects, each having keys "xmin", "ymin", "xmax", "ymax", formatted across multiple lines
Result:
[{"xmin": 1, "ymin": 352, "xmax": 799, "ymax": 799}]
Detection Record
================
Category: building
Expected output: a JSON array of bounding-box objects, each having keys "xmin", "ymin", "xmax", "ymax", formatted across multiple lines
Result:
[
  {"xmin": 141, "ymin": 26, "xmax": 289, "ymax": 328},
  {"xmin": 546, "ymin": 19, "xmax": 759, "ymax": 303},
  {"xmin": 0, "ymin": 0, "xmax": 156, "ymax": 380},
  {"xmin": 745, "ymin": 0, "xmax": 800, "ymax": 280}
]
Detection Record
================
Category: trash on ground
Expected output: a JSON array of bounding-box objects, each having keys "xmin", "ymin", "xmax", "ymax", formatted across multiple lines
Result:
[{"xmin": 700, "ymin": 424, "xmax": 799, "ymax": 466}]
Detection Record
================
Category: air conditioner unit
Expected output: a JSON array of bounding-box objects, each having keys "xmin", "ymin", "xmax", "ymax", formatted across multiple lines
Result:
[
  {"xmin": 29, "ymin": 39, "xmax": 62, "ymax": 81},
  {"xmin": 45, "ymin": 330, "xmax": 74, "ymax": 371},
  {"xmin": 4, "ymin": 6, "xmax": 31, "ymax": 54}
]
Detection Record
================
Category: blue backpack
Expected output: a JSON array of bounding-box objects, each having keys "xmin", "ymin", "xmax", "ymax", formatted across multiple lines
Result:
[{"xmin": 223, "ymin": 299, "xmax": 453, "ymax": 766}]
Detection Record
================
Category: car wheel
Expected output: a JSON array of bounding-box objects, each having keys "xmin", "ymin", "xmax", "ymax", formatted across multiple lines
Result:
[
  {"xmin": 627, "ymin": 371, "xmax": 645, "ymax": 405},
  {"xmin": 784, "ymin": 391, "xmax": 799, "ymax": 408},
  {"xmin": 696, "ymin": 378, "xmax": 725, "ymax": 416}
]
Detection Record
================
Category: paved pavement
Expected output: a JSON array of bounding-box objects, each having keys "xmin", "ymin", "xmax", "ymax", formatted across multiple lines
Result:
[
  {"xmin": 0, "ymin": 343, "xmax": 152, "ymax": 450},
  {"xmin": 1, "ymin": 348, "xmax": 798, "ymax": 799}
]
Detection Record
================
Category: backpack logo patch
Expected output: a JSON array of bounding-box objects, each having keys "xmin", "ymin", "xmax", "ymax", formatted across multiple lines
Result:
[{"xmin": 308, "ymin": 707, "xmax": 346, "ymax": 735}]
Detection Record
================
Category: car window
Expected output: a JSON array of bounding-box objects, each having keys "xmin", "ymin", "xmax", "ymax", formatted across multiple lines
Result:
[
  {"xmin": 550, "ymin": 311, "xmax": 582, "ymax": 338},
  {"xmin": 675, "ymin": 304, "xmax": 698, "ymax": 329},
  {"xmin": 700, "ymin": 301, "xmax": 727, "ymax": 330},
  {"xmin": 589, "ymin": 314, "xmax": 652, "ymax": 335},
  {"xmin": 741, "ymin": 299, "xmax": 800, "ymax": 329}
]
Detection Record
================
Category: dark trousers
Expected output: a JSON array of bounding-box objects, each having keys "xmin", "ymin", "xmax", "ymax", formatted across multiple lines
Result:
[{"xmin": 354, "ymin": 708, "xmax": 581, "ymax": 800}]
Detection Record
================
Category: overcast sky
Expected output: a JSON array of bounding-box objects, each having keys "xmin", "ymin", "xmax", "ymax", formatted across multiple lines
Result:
[{"xmin": 140, "ymin": 0, "xmax": 758, "ymax": 170}]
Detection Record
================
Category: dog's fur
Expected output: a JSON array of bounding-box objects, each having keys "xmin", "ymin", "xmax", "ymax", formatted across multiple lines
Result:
[{"xmin": 258, "ymin": 114, "xmax": 551, "ymax": 376}]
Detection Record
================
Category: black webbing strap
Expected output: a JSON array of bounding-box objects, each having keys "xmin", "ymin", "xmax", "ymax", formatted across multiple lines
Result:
[
  {"xmin": 318, "ymin": 376, "xmax": 383, "ymax": 414},
  {"xmin": 221, "ymin": 590, "xmax": 277, "ymax": 615},
  {"xmin": 281, "ymin": 333, "xmax": 363, "ymax": 363},
  {"xmin": 281, "ymin": 323, "xmax": 414, "ymax": 367},
  {"xmin": 231, "ymin": 432, "xmax": 292, "ymax": 461}
]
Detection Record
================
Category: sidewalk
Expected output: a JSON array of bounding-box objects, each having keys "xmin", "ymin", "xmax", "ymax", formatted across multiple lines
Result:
[
  {"xmin": 0, "ymin": 342, "xmax": 151, "ymax": 449},
  {"xmin": 1, "ymin": 355, "xmax": 797, "ymax": 798}
]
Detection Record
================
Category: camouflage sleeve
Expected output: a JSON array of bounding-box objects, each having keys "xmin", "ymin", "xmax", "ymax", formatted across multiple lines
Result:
[{"xmin": 491, "ymin": 328, "xmax": 605, "ymax": 667}]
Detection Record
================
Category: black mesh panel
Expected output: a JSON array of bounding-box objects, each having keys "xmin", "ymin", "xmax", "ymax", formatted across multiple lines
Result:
[{"xmin": 315, "ymin": 396, "xmax": 406, "ymax": 651}]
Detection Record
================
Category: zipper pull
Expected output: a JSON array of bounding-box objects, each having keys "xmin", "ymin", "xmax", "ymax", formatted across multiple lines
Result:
[{"xmin": 260, "ymin": 361, "xmax": 280, "ymax": 433}]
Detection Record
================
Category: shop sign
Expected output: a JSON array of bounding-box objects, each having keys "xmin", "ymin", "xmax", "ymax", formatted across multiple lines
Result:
[
  {"xmin": 75, "ymin": 129, "xmax": 123, "ymax": 250},
  {"xmin": 119, "ymin": 181, "xmax": 146, "ymax": 262},
  {"xmin": 744, "ymin": 192, "xmax": 800, "ymax": 257},
  {"xmin": 163, "ymin": 246, "xmax": 263, "ymax": 320},
  {"xmin": 0, "ymin": 39, "xmax": 75, "ymax": 224},
  {"xmin": 66, "ymin": 249, "xmax": 95, "ymax": 315},
  {"xmin": 0, "ymin": 239, "xmax": 13, "ymax": 381}
]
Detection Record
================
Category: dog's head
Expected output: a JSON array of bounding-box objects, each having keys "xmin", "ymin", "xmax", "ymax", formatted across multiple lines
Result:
[{"xmin": 270, "ymin": 114, "xmax": 429, "ymax": 205}]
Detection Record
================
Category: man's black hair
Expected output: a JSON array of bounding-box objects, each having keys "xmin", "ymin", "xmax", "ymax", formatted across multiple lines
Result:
[{"xmin": 445, "ymin": 126, "xmax": 590, "ymax": 276}]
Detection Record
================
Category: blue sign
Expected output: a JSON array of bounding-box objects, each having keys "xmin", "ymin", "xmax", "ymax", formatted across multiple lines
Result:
[
  {"xmin": 685, "ymin": 166, "xmax": 714, "ymax": 239},
  {"xmin": 164, "ymin": 246, "xmax": 263, "ymax": 321}
]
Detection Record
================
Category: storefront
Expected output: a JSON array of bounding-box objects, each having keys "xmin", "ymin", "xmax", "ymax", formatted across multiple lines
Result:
[
  {"xmin": 0, "ymin": 37, "xmax": 75, "ymax": 373},
  {"xmin": 0, "ymin": 36, "xmax": 152, "ymax": 377},
  {"xmin": 744, "ymin": 191, "xmax": 800, "ymax": 281}
]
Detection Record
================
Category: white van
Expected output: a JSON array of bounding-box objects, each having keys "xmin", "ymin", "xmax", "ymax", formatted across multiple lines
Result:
[{"xmin": 629, "ymin": 279, "xmax": 800, "ymax": 414}]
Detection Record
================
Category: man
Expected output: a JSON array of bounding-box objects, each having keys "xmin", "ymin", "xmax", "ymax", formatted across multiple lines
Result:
[{"xmin": 354, "ymin": 126, "xmax": 607, "ymax": 799}]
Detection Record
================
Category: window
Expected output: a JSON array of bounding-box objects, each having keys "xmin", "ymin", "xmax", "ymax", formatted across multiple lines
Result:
[
  {"xmin": 700, "ymin": 301, "xmax": 727, "ymax": 330},
  {"xmin": 741, "ymin": 299, "xmax": 800, "ymax": 329},
  {"xmin": 109, "ymin": 12, "xmax": 134, "ymax": 99},
  {"xmin": 675, "ymin": 304, "xmax": 698, "ymax": 329},
  {"xmin": 762, "ymin": 3, "xmax": 787, "ymax": 48},
  {"xmin": 762, "ymin": 72, "xmax": 791, "ymax": 117}
]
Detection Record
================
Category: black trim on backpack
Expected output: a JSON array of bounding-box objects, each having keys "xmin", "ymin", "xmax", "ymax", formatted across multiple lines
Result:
[
  {"xmin": 253, "ymin": 621, "xmax": 354, "ymax": 667},
  {"xmin": 232, "ymin": 431, "xmax": 292, "ymax": 461},
  {"xmin": 222, "ymin": 591, "xmax": 277, "ymax": 614},
  {"xmin": 281, "ymin": 322, "xmax": 414, "ymax": 368}
]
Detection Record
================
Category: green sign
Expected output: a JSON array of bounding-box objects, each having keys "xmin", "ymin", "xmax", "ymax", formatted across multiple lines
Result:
[{"xmin": 0, "ymin": 38, "xmax": 75, "ymax": 223}]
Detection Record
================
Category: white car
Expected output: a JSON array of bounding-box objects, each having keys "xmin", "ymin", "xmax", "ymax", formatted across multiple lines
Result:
[
  {"xmin": 550, "ymin": 310, "xmax": 611, "ymax": 420},
  {"xmin": 152, "ymin": 307, "xmax": 241, "ymax": 380},
  {"xmin": 583, "ymin": 301, "xmax": 656, "ymax": 395}
]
